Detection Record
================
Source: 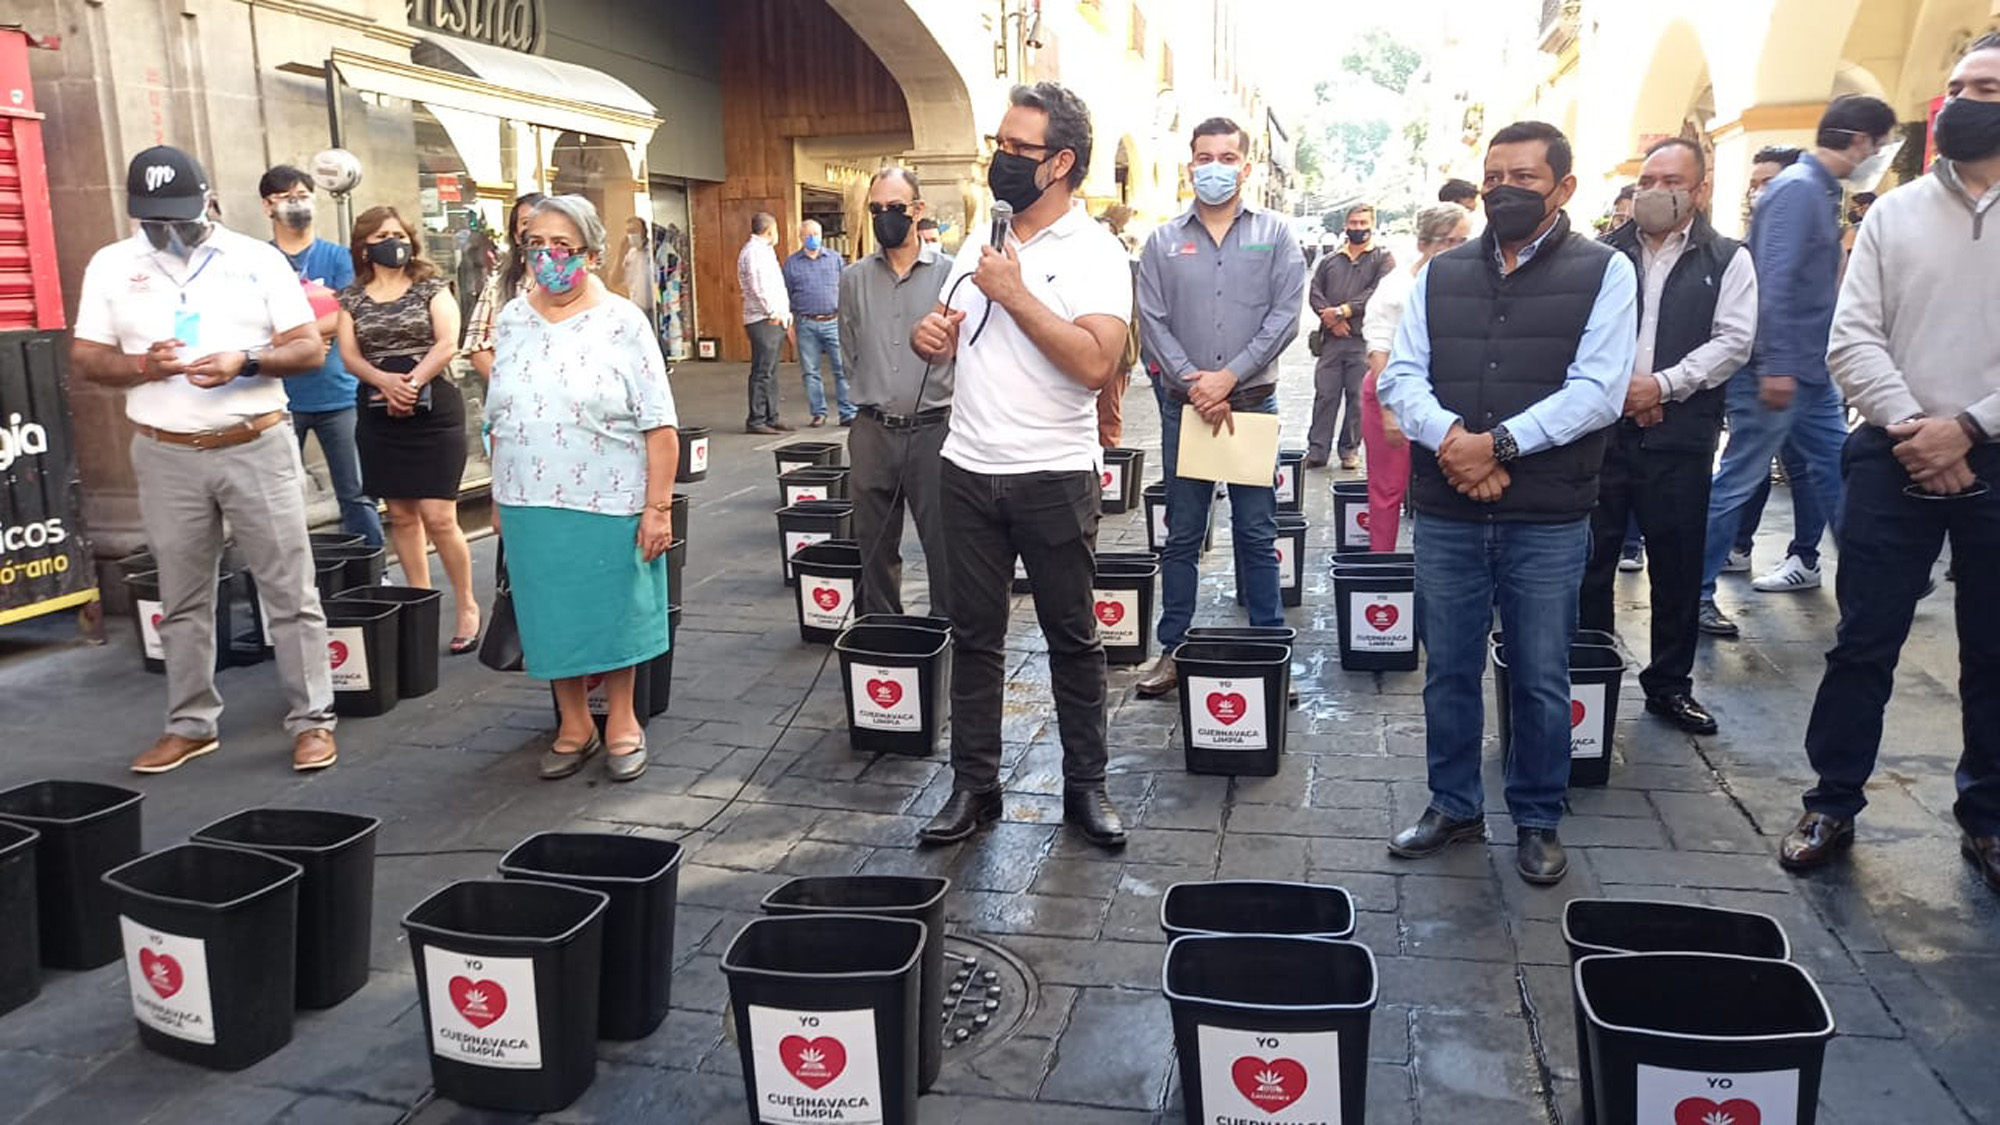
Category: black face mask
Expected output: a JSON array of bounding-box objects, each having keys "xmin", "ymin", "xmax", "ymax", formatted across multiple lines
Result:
[
  {"xmin": 366, "ymin": 238, "xmax": 412, "ymax": 269},
  {"xmin": 141, "ymin": 220, "xmax": 211, "ymax": 259},
  {"xmin": 1847, "ymin": 209, "xmax": 1865, "ymax": 225},
  {"xmin": 1483, "ymin": 184, "xmax": 1553, "ymax": 243},
  {"xmin": 872, "ymin": 209, "xmax": 914, "ymax": 249},
  {"xmin": 1346, "ymin": 228, "xmax": 1372, "ymax": 246},
  {"xmin": 988, "ymin": 149, "xmax": 1055, "ymax": 214},
  {"xmin": 1936, "ymin": 96, "xmax": 2000, "ymax": 163}
]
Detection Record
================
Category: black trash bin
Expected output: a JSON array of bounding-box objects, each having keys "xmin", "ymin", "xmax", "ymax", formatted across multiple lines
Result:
[
  {"xmin": 761, "ymin": 875, "xmax": 952, "ymax": 1093},
  {"xmin": 670, "ymin": 493, "xmax": 690, "ymax": 545},
  {"xmin": 780, "ymin": 465, "xmax": 852, "ymax": 508},
  {"xmin": 1161, "ymin": 880, "xmax": 1357, "ymax": 940},
  {"xmin": 332, "ymin": 585, "xmax": 442, "ymax": 699},
  {"xmin": 312, "ymin": 556, "xmax": 351, "ymax": 602},
  {"xmin": 315, "ymin": 544, "xmax": 386, "ymax": 591},
  {"xmin": 307, "ymin": 532, "xmax": 365, "ymax": 551},
  {"xmin": 1332, "ymin": 555, "xmax": 1417, "ymax": 673},
  {"xmin": 1175, "ymin": 642, "xmax": 1289, "ymax": 776},
  {"xmin": 1274, "ymin": 448, "xmax": 1306, "ymax": 513},
  {"xmin": 101, "ymin": 843, "xmax": 303, "ymax": 1070},
  {"xmin": 1493, "ymin": 634, "xmax": 1627, "ymax": 787},
  {"xmin": 793, "ymin": 540, "xmax": 864, "ymax": 643},
  {"xmin": 499, "ymin": 833, "xmax": 684, "ymax": 1041},
  {"xmin": 1576, "ymin": 952, "xmax": 1834, "ymax": 1125},
  {"xmin": 1275, "ymin": 512, "xmax": 1308, "ymax": 608},
  {"xmin": 1332, "ymin": 480, "xmax": 1371, "ymax": 551},
  {"xmin": 834, "ymin": 624, "xmax": 951, "ymax": 756},
  {"xmin": 1563, "ymin": 899, "xmax": 1791, "ymax": 1125},
  {"xmin": 677, "ymin": 425, "xmax": 711, "ymax": 483},
  {"xmin": 1144, "ymin": 482, "xmax": 1215, "ymax": 556},
  {"xmin": 1100, "ymin": 447, "xmax": 1144, "ymax": 514},
  {"xmin": 722, "ymin": 914, "xmax": 926, "ymax": 1125},
  {"xmin": 190, "ymin": 808, "xmax": 380, "ymax": 1010},
  {"xmin": 1164, "ymin": 934, "xmax": 1378, "ymax": 1125},
  {"xmin": 664, "ymin": 536, "xmax": 687, "ymax": 607},
  {"xmin": 0, "ymin": 822, "xmax": 40, "ymax": 1016},
  {"xmin": 403, "ymin": 879, "xmax": 610, "ymax": 1113},
  {"xmin": 646, "ymin": 604, "xmax": 684, "ymax": 718},
  {"xmin": 125, "ymin": 569, "xmax": 235, "ymax": 675},
  {"xmin": 1187, "ymin": 625, "xmax": 1298, "ymax": 707},
  {"xmin": 0, "ymin": 780, "xmax": 143, "ymax": 970},
  {"xmin": 777, "ymin": 499, "xmax": 855, "ymax": 588},
  {"xmin": 1093, "ymin": 554, "xmax": 1159, "ymax": 666},
  {"xmin": 324, "ymin": 599, "xmax": 401, "ymax": 717},
  {"xmin": 555, "ymin": 661, "xmax": 656, "ymax": 732},
  {"xmin": 775, "ymin": 440, "xmax": 844, "ymax": 492}
]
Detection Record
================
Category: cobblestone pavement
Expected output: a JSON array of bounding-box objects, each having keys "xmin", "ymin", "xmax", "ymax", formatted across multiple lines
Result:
[{"xmin": 0, "ymin": 342, "xmax": 1993, "ymax": 1124}]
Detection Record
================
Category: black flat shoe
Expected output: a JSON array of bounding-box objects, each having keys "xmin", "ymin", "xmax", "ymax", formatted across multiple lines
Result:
[
  {"xmin": 1063, "ymin": 786, "xmax": 1127, "ymax": 849},
  {"xmin": 1516, "ymin": 828, "xmax": 1569, "ymax": 885},
  {"xmin": 1388, "ymin": 808, "xmax": 1486, "ymax": 859},
  {"xmin": 919, "ymin": 788, "xmax": 1002, "ymax": 845},
  {"xmin": 1962, "ymin": 834, "xmax": 2000, "ymax": 894},
  {"xmin": 1645, "ymin": 692, "xmax": 1718, "ymax": 735},
  {"xmin": 1778, "ymin": 811, "xmax": 1854, "ymax": 870}
]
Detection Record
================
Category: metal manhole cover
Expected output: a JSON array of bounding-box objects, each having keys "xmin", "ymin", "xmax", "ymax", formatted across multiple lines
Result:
[{"xmin": 939, "ymin": 934, "xmax": 1037, "ymax": 1062}]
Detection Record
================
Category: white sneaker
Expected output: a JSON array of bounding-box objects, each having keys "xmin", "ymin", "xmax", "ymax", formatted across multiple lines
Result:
[
  {"xmin": 1722, "ymin": 548, "xmax": 1752, "ymax": 574},
  {"xmin": 1752, "ymin": 555, "xmax": 1821, "ymax": 592}
]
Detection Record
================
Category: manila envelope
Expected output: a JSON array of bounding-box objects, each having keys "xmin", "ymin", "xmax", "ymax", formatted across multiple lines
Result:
[{"xmin": 1174, "ymin": 405, "xmax": 1280, "ymax": 487}]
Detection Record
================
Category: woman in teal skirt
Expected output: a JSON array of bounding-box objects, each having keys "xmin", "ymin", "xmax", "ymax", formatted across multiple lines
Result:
[{"xmin": 487, "ymin": 195, "xmax": 678, "ymax": 782}]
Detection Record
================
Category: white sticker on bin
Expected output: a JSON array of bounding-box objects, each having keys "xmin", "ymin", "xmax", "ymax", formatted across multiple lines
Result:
[
  {"xmin": 584, "ymin": 672, "xmax": 612, "ymax": 716},
  {"xmin": 137, "ymin": 598, "xmax": 165, "ymax": 660},
  {"xmin": 1346, "ymin": 591, "xmax": 1413, "ymax": 652},
  {"xmin": 1092, "ymin": 588, "xmax": 1140, "ymax": 647},
  {"xmin": 1197, "ymin": 1025, "xmax": 1343, "ymax": 1123},
  {"xmin": 1150, "ymin": 502, "xmax": 1169, "ymax": 550},
  {"xmin": 1274, "ymin": 464, "xmax": 1295, "ymax": 504},
  {"xmin": 1634, "ymin": 1063, "xmax": 1799, "ymax": 1125},
  {"xmin": 1276, "ymin": 538, "xmax": 1296, "ymax": 590},
  {"xmin": 748, "ymin": 1005, "xmax": 884, "ymax": 1125},
  {"xmin": 120, "ymin": 917, "xmax": 215, "ymax": 1045},
  {"xmin": 851, "ymin": 663, "xmax": 921, "ymax": 731},
  {"xmin": 1187, "ymin": 675, "xmax": 1269, "ymax": 750},
  {"xmin": 1101, "ymin": 462, "xmax": 1123, "ymax": 501},
  {"xmin": 1340, "ymin": 499, "xmax": 1370, "ymax": 548},
  {"xmin": 800, "ymin": 576, "xmax": 853, "ymax": 632},
  {"xmin": 784, "ymin": 531, "xmax": 832, "ymax": 579},
  {"xmin": 688, "ymin": 437, "xmax": 710, "ymax": 473},
  {"xmin": 1569, "ymin": 681, "xmax": 1608, "ymax": 760},
  {"xmin": 785, "ymin": 485, "xmax": 828, "ymax": 506},
  {"xmin": 327, "ymin": 625, "xmax": 370, "ymax": 691},
  {"xmin": 778, "ymin": 459, "xmax": 812, "ymax": 477},
  {"xmin": 423, "ymin": 945, "xmax": 542, "ymax": 1069}
]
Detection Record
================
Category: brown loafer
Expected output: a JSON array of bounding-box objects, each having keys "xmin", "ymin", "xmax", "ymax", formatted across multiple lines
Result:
[
  {"xmin": 132, "ymin": 733, "xmax": 219, "ymax": 775},
  {"xmin": 293, "ymin": 728, "xmax": 338, "ymax": 772},
  {"xmin": 1778, "ymin": 811, "xmax": 1853, "ymax": 870}
]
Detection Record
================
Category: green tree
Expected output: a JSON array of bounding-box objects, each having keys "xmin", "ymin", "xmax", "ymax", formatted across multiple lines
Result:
[{"xmin": 1339, "ymin": 29, "xmax": 1422, "ymax": 95}]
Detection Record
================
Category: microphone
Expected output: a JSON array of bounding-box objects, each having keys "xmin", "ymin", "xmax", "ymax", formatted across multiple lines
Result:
[{"xmin": 988, "ymin": 201, "xmax": 1012, "ymax": 253}]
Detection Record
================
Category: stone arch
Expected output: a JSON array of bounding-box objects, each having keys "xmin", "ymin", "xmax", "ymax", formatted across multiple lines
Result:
[
  {"xmin": 821, "ymin": 0, "xmax": 977, "ymax": 157},
  {"xmin": 1629, "ymin": 19, "xmax": 1713, "ymax": 154},
  {"xmin": 1114, "ymin": 134, "xmax": 1138, "ymax": 205}
]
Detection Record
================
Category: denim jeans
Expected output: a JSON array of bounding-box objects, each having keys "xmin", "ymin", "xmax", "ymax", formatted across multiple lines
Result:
[
  {"xmin": 794, "ymin": 317, "xmax": 854, "ymax": 422},
  {"xmin": 1700, "ymin": 372, "xmax": 1848, "ymax": 599},
  {"xmin": 1153, "ymin": 378, "xmax": 1281, "ymax": 647},
  {"xmin": 1734, "ymin": 442, "xmax": 1821, "ymax": 558},
  {"xmin": 745, "ymin": 320, "xmax": 784, "ymax": 427},
  {"xmin": 1802, "ymin": 427, "xmax": 2000, "ymax": 835},
  {"xmin": 1414, "ymin": 513, "xmax": 1591, "ymax": 830},
  {"xmin": 292, "ymin": 407, "xmax": 384, "ymax": 546}
]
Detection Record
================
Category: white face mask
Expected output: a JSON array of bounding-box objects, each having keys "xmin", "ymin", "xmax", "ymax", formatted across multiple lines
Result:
[{"xmin": 1842, "ymin": 137, "xmax": 1901, "ymax": 189}]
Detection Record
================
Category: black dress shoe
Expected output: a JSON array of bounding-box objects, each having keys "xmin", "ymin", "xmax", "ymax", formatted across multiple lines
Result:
[
  {"xmin": 1778, "ymin": 811, "xmax": 1854, "ymax": 870},
  {"xmin": 1063, "ymin": 786, "xmax": 1128, "ymax": 848},
  {"xmin": 1961, "ymin": 834, "xmax": 2000, "ymax": 893},
  {"xmin": 919, "ymin": 789, "xmax": 1002, "ymax": 845},
  {"xmin": 1516, "ymin": 828, "xmax": 1569, "ymax": 885},
  {"xmin": 1387, "ymin": 808, "xmax": 1486, "ymax": 859},
  {"xmin": 1645, "ymin": 692, "xmax": 1718, "ymax": 735}
]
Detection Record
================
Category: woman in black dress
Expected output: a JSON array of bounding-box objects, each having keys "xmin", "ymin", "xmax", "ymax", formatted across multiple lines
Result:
[{"xmin": 336, "ymin": 205, "xmax": 480, "ymax": 651}]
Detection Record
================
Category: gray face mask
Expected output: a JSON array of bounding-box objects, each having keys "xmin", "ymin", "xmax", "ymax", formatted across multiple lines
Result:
[{"xmin": 276, "ymin": 200, "xmax": 314, "ymax": 231}]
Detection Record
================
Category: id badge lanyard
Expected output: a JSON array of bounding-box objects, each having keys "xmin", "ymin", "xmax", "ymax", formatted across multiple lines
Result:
[{"xmin": 160, "ymin": 248, "xmax": 218, "ymax": 356}]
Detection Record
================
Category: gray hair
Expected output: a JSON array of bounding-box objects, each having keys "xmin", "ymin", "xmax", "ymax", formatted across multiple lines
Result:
[
  {"xmin": 870, "ymin": 166, "xmax": 922, "ymax": 198},
  {"xmin": 527, "ymin": 194, "xmax": 608, "ymax": 256},
  {"xmin": 1414, "ymin": 204, "xmax": 1469, "ymax": 248}
]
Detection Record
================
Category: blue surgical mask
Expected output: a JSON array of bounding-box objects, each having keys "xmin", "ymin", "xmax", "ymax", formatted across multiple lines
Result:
[
  {"xmin": 803, "ymin": 235, "xmax": 822, "ymax": 253},
  {"xmin": 1192, "ymin": 162, "xmax": 1241, "ymax": 206}
]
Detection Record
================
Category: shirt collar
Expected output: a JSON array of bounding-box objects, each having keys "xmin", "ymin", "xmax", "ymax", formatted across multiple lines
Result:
[
  {"xmin": 1935, "ymin": 159, "xmax": 2000, "ymax": 213},
  {"xmin": 1492, "ymin": 220, "xmax": 1561, "ymax": 269},
  {"xmin": 1798, "ymin": 152, "xmax": 1841, "ymax": 194},
  {"xmin": 870, "ymin": 241, "xmax": 942, "ymax": 273},
  {"xmin": 1174, "ymin": 197, "xmax": 1263, "ymax": 229}
]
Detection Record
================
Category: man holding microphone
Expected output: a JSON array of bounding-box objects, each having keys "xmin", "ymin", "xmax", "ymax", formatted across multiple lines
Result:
[{"xmin": 911, "ymin": 82, "xmax": 1135, "ymax": 849}]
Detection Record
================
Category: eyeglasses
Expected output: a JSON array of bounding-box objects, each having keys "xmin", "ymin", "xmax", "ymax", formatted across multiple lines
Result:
[
  {"xmin": 265, "ymin": 191, "xmax": 313, "ymax": 203},
  {"xmin": 985, "ymin": 134, "xmax": 1054, "ymax": 158},
  {"xmin": 867, "ymin": 202, "xmax": 912, "ymax": 216}
]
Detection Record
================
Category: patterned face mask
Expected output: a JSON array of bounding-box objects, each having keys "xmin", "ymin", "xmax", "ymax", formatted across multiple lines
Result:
[{"xmin": 530, "ymin": 246, "xmax": 589, "ymax": 294}]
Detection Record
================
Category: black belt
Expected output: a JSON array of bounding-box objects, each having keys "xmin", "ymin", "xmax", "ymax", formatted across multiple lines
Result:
[
  {"xmin": 801, "ymin": 313, "xmax": 838, "ymax": 321},
  {"xmin": 859, "ymin": 404, "xmax": 951, "ymax": 429},
  {"xmin": 1163, "ymin": 384, "xmax": 1277, "ymax": 412}
]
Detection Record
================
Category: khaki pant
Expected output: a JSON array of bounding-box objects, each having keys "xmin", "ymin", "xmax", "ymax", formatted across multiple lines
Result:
[{"xmin": 1096, "ymin": 366, "xmax": 1132, "ymax": 448}]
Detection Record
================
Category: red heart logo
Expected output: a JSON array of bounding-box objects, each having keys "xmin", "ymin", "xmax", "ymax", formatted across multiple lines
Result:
[
  {"xmin": 139, "ymin": 949, "xmax": 183, "ymax": 999},
  {"xmin": 1206, "ymin": 691, "xmax": 1247, "ymax": 725},
  {"xmin": 448, "ymin": 976, "xmax": 507, "ymax": 1029},
  {"xmin": 1230, "ymin": 1055, "xmax": 1307, "ymax": 1112},
  {"xmin": 1094, "ymin": 600, "xmax": 1124, "ymax": 626},
  {"xmin": 1675, "ymin": 1097, "xmax": 1762, "ymax": 1125},
  {"xmin": 1364, "ymin": 603, "xmax": 1398, "ymax": 631},
  {"xmin": 795, "ymin": 491, "xmax": 819, "ymax": 502},
  {"xmin": 812, "ymin": 586, "xmax": 841, "ymax": 611},
  {"xmin": 586, "ymin": 673, "xmax": 606, "ymax": 691},
  {"xmin": 1571, "ymin": 699, "xmax": 1586, "ymax": 728},
  {"xmin": 866, "ymin": 678, "xmax": 903, "ymax": 708},
  {"xmin": 149, "ymin": 612, "xmax": 164, "ymax": 629},
  {"xmin": 780, "ymin": 1034, "xmax": 847, "ymax": 1090},
  {"xmin": 1357, "ymin": 511, "xmax": 1371, "ymax": 529},
  {"xmin": 327, "ymin": 639, "xmax": 349, "ymax": 668},
  {"xmin": 1102, "ymin": 470, "xmax": 1114, "ymax": 488}
]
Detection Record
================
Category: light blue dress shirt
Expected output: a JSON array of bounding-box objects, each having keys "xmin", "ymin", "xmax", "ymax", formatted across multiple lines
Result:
[{"xmin": 1378, "ymin": 227, "xmax": 1638, "ymax": 457}]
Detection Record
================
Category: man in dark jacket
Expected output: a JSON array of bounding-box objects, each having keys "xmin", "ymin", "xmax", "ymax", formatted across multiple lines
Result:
[
  {"xmin": 1377, "ymin": 121, "xmax": 1638, "ymax": 885},
  {"xmin": 1585, "ymin": 139, "xmax": 1758, "ymax": 735}
]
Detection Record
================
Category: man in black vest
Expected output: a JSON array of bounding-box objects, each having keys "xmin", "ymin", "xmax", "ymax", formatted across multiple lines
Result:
[
  {"xmin": 1585, "ymin": 138, "xmax": 1758, "ymax": 736},
  {"xmin": 1378, "ymin": 121, "xmax": 1638, "ymax": 885}
]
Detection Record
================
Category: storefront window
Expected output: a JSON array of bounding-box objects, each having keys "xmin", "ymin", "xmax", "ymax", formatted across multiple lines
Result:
[{"xmin": 650, "ymin": 180, "xmax": 694, "ymax": 363}]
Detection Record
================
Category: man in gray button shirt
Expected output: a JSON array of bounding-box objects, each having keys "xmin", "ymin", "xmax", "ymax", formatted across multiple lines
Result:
[{"xmin": 839, "ymin": 166, "xmax": 955, "ymax": 617}]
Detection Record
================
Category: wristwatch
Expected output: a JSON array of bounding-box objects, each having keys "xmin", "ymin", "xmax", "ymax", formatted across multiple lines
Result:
[
  {"xmin": 239, "ymin": 348, "xmax": 263, "ymax": 380},
  {"xmin": 1490, "ymin": 423, "xmax": 1519, "ymax": 463}
]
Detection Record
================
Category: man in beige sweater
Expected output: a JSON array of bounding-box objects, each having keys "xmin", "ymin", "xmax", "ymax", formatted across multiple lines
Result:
[{"xmin": 1780, "ymin": 32, "xmax": 2000, "ymax": 893}]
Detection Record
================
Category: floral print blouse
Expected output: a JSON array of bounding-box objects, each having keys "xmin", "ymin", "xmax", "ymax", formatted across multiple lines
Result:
[{"xmin": 486, "ymin": 294, "xmax": 678, "ymax": 516}]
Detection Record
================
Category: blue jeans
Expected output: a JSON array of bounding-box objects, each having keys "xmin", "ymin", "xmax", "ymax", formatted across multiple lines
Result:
[
  {"xmin": 1414, "ymin": 513, "xmax": 1591, "ymax": 830},
  {"xmin": 1700, "ymin": 373, "xmax": 1847, "ymax": 599},
  {"xmin": 1154, "ymin": 380, "xmax": 1282, "ymax": 647},
  {"xmin": 1733, "ymin": 442, "xmax": 1820, "ymax": 557},
  {"xmin": 292, "ymin": 407, "xmax": 383, "ymax": 546},
  {"xmin": 794, "ymin": 317, "xmax": 853, "ymax": 421}
]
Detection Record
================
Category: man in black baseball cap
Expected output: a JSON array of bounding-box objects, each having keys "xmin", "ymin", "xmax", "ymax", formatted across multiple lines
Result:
[{"xmin": 126, "ymin": 145, "xmax": 213, "ymax": 257}]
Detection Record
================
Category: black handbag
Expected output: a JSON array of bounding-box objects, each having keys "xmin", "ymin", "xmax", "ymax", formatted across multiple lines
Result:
[{"xmin": 478, "ymin": 542, "xmax": 525, "ymax": 673}]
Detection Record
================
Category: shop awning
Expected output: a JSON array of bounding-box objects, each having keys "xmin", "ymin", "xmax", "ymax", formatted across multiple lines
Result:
[
  {"xmin": 411, "ymin": 35, "xmax": 655, "ymax": 120},
  {"xmin": 314, "ymin": 44, "xmax": 661, "ymax": 145}
]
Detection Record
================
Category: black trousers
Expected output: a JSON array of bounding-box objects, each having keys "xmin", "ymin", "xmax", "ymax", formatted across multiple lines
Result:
[
  {"xmin": 1579, "ymin": 426, "xmax": 1713, "ymax": 699},
  {"xmin": 940, "ymin": 461, "xmax": 1106, "ymax": 794},
  {"xmin": 849, "ymin": 412, "xmax": 952, "ymax": 620}
]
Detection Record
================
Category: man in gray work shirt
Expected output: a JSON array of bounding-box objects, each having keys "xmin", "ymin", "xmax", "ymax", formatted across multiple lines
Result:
[
  {"xmin": 840, "ymin": 166, "xmax": 955, "ymax": 617},
  {"xmin": 1134, "ymin": 116, "xmax": 1306, "ymax": 696}
]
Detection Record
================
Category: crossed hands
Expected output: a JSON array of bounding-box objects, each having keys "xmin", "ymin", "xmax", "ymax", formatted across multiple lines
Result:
[
  {"xmin": 1887, "ymin": 417, "xmax": 1979, "ymax": 495},
  {"xmin": 1438, "ymin": 423, "xmax": 1510, "ymax": 504},
  {"xmin": 1623, "ymin": 373, "xmax": 1665, "ymax": 428},
  {"xmin": 1184, "ymin": 368, "xmax": 1237, "ymax": 436}
]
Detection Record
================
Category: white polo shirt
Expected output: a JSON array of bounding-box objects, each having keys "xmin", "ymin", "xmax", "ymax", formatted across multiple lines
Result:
[
  {"xmin": 74, "ymin": 224, "xmax": 315, "ymax": 430},
  {"xmin": 939, "ymin": 203, "xmax": 1132, "ymax": 475}
]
